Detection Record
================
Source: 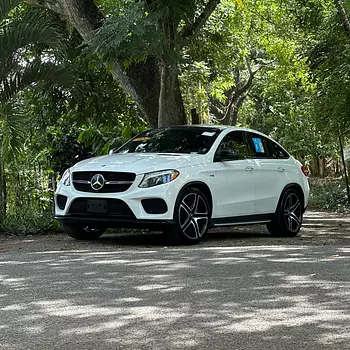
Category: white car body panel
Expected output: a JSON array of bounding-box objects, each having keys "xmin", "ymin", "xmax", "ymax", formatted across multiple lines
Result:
[
  {"xmin": 55, "ymin": 126, "xmax": 310, "ymax": 229},
  {"xmin": 207, "ymin": 159, "xmax": 256, "ymax": 217},
  {"xmin": 73, "ymin": 153, "xmax": 208, "ymax": 175}
]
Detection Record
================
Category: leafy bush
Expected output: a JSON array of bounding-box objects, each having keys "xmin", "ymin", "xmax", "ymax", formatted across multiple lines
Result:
[
  {"xmin": 308, "ymin": 178, "xmax": 350, "ymax": 212},
  {"xmin": 2, "ymin": 164, "xmax": 62, "ymax": 235},
  {"xmin": 3, "ymin": 205, "xmax": 61, "ymax": 235}
]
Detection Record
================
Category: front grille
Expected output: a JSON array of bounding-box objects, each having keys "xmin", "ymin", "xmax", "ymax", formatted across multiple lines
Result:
[
  {"xmin": 72, "ymin": 171, "xmax": 136, "ymax": 193},
  {"xmin": 68, "ymin": 198, "xmax": 135, "ymax": 218}
]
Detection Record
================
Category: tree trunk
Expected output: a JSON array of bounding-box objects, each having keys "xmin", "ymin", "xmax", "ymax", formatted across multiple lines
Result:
[
  {"xmin": 319, "ymin": 157, "xmax": 324, "ymax": 178},
  {"xmin": 334, "ymin": 0, "xmax": 350, "ymax": 39},
  {"xmin": 26, "ymin": 0, "xmax": 178, "ymax": 128},
  {"xmin": 0, "ymin": 155, "xmax": 6, "ymax": 225},
  {"xmin": 309, "ymin": 157, "xmax": 319, "ymax": 177},
  {"xmin": 191, "ymin": 108, "xmax": 200, "ymax": 124},
  {"xmin": 112, "ymin": 58, "xmax": 160, "ymax": 128},
  {"xmin": 158, "ymin": 59, "xmax": 187, "ymax": 127}
]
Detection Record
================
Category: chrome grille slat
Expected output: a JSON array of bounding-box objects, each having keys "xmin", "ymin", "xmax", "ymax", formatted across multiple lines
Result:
[
  {"xmin": 105, "ymin": 181, "xmax": 134, "ymax": 185},
  {"xmin": 73, "ymin": 180, "xmax": 91, "ymax": 184},
  {"xmin": 72, "ymin": 180, "xmax": 134, "ymax": 185},
  {"xmin": 72, "ymin": 171, "xmax": 136, "ymax": 193}
]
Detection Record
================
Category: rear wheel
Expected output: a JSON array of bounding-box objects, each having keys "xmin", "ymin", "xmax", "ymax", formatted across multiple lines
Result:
[
  {"xmin": 62, "ymin": 223, "xmax": 105, "ymax": 240},
  {"xmin": 165, "ymin": 188, "xmax": 210, "ymax": 245},
  {"xmin": 267, "ymin": 188, "xmax": 303, "ymax": 237}
]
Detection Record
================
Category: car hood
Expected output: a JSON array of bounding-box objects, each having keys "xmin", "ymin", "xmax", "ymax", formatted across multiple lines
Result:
[{"xmin": 71, "ymin": 153, "xmax": 208, "ymax": 175}]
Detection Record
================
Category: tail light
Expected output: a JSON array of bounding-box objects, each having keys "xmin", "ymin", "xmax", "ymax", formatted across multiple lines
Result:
[{"xmin": 301, "ymin": 165, "xmax": 309, "ymax": 177}]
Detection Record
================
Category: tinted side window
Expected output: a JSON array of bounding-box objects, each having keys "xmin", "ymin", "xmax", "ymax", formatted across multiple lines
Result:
[
  {"xmin": 217, "ymin": 131, "xmax": 254, "ymax": 159},
  {"xmin": 247, "ymin": 133, "xmax": 269, "ymax": 158},
  {"xmin": 267, "ymin": 139, "xmax": 289, "ymax": 158},
  {"xmin": 247, "ymin": 132, "xmax": 289, "ymax": 159}
]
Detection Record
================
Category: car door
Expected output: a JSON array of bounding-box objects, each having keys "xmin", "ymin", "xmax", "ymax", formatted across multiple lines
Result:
[
  {"xmin": 246, "ymin": 132, "xmax": 290, "ymax": 214},
  {"xmin": 208, "ymin": 130, "xmax": 257, "ymax": 218}
]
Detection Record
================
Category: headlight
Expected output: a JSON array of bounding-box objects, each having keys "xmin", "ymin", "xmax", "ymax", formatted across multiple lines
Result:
[
  {"xmin": 61, "ymin": 168, "xmax": 71, "ymax": 186},
  {"xmin": 139, "ymin": 170, "xmax": 179, "ymax": 188}
]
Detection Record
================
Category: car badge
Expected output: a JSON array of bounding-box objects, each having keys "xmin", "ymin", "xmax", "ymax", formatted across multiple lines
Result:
[{"xmin": 91, "ymin": 174, "xmax": 105, "ymax": 190}]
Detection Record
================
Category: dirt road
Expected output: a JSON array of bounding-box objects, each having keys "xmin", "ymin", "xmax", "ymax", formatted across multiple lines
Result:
[{"xmin": 0, "ymin": 210, "xmax": 349, "ymax": 252}]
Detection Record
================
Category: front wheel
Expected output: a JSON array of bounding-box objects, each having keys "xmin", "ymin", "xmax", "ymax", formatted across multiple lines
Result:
[
  {"xmin": 267, "ymin": 188, "xmax": 303, "ymax": 237},
  {"xmin": 165, "ymin": 188, "xmax": 210, "ymax": 245},
  {"xmin": 62, "ymin": 223, "xmax": 105, "ymax": 240}
]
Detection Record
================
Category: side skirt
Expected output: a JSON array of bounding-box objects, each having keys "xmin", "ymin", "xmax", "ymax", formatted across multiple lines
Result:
[{"xmin": 211, "ymin": 213, "xmax": 274, "ymax": 227}]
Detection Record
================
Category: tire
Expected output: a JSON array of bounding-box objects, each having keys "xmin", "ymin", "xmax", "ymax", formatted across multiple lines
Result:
[
  {"xmin": 165, "ymin": 187, "xmax": 210, "ymax": 245},
  {"xmin": 267, "ymin": 188, "xmax": 303, "ymax": 237},
  {"xmin": 62, "ymin": 223, "xmax": 105, "ymax": 240}
]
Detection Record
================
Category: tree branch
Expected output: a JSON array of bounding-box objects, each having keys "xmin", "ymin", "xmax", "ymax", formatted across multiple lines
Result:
[
  {"xmin": 179, "ymin": 0, "xmax": 220, "ymax": 43},
  {"xmin": 25, "ymin": 0, "xmax": 103, "ymax": 39},
  {"xmin": 219, "ymin": 57, "xmax": 261, "ymax": 124},
  {"xmin": 334, "ymin": 0, "xmax": 350, "ymax": 40},
  {"xmin": 24, "ymin": 0, "xmax": 161, "ymax": 127},
  {"xmin": 235, "ymin": 57, "xmax": 255, "ymax": 96},
  {"xmin": 24, "ymin": 0, "xmax": 66, "ymax": 16}
]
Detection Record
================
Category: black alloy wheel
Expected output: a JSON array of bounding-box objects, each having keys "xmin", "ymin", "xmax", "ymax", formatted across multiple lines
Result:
[
  {"xmin": 283, "ymin": 191, "xmax": 302, "ymax": 233},
  {"xmin": 166, "ymin": 188, "xmax": 210, "ymax": 245},
  {"xmin": 267, "ymin": 188, "xmax": 303, "ymax": 237}
]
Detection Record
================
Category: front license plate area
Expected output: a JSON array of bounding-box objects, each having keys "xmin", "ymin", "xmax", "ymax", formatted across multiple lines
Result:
[{"xmin": 87, "ymin": 200, "xmax": 107, "ymax": 214}]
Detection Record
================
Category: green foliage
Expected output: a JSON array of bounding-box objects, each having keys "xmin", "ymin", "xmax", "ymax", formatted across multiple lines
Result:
[
  {"xmin": 91, "ymin": 2, "xmax": 162, "ymax": 64},
  {"xmin": 0, "ymin": 5, "xmax": 67, "ymax": 95},
  {"xmin": 24, "ymin": 32, "xmax": 146, "ymax": 174},
  {"xmin": 0, "ymin": 102, "xmax": 26, "ymax": 161},
  {"xmin": 0, "ymin": 1, "xmax": 69, "ymax": 163},
  {"xmin": 78, "ymin": 123, "xmax": 141, "ymax": 156},
  {"xmin": 3, "ymin": 207, "xmax": 60, "ymax": 235},
  {"xmin": 308, "ymin": 178, "xmax": 350, "ymax": 212},
  {"xmin": 179, "ymin": 0, "xmax": 345, "ymax": 161},
  {"xmin": 90, "ymin": 0, "xmax": 216, "ymax": 65},
  {"xmin": 3, "ymin": 160, "xmax": 61, "ymax": 234}
]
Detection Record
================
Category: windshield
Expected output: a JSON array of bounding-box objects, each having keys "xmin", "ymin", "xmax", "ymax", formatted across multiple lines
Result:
[{"xmin": 116, "ymin": 127, "xmax": 222, "ymax": 154}]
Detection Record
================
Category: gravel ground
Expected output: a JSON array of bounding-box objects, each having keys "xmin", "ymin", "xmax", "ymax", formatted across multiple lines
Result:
[
  {"xmin": 0, "ymin": 210, "xmax": 349, "ymax": 252},
  {"xmin": 1, "ymin": 210, "xmax": 350, "ymax": 350}
]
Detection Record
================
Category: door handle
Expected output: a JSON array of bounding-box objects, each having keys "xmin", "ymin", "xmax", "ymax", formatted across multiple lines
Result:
[
  {"xmin": 277, "ymin": 167, "xmax": 285, "ymax": 172},
  {"xmin": 245, "ymin": 166, "xmax": 254, "ymax": 172}
]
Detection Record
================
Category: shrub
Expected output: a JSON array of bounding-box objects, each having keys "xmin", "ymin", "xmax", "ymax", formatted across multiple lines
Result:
[{"xmin": 308, "ymin": 177, "xmax": 350, "ymax": 212}]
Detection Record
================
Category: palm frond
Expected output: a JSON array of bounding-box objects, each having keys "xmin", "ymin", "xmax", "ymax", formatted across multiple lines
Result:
[
  {"xmin": 0, "ymin": 0, "xmax": 21, "ymax": 22},
  {"xmin": 0, "ymin": 60, "xmax": 72, "ymax": 103},
  {"xmin": 0, "ymin": 8, "xmax": 65, "ymax": 80},
  {"xmin": 0, "ymin": 101, "xmax": 26, "ymax": 162}
]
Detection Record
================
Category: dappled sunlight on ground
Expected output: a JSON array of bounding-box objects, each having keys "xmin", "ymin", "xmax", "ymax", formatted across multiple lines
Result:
[{"xmin": 1, "ymin": 246, "xmax": 350, "ymax": 349}]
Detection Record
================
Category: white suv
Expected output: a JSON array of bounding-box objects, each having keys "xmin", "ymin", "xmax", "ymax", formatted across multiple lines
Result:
[{"xmin": 55, "ymin": 126, "xmax": 309, "ymax": 244}]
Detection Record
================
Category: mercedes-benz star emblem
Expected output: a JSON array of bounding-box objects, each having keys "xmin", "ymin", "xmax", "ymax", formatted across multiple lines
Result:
[{"xmin": 91, "ymin": 174, "xmax": 105, "ymax": 190}]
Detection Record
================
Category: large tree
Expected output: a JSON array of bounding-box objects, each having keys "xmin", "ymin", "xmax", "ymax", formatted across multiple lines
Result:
[{"xmin": 24, "ymin": 0, "xmax": 221, "ymax": 127}]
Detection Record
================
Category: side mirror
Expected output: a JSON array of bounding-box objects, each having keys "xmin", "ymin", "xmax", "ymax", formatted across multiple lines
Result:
[{"xmin": 215, "ymin": 148, "xmax": 239, "ymax": 162}]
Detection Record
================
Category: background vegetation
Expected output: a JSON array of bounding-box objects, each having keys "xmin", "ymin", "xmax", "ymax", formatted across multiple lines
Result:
[{"xmin": 1, "ymin": 0, "xmax": 350, "ymax": 234}]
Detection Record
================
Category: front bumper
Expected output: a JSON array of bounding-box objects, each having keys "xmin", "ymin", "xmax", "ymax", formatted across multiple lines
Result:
[
  {"xmin": 55, "ymin": 173, "xmax": 183, "ymax": 226},
  {"xmin": 55, "ymin": 214, "xmax": 175, "ymax": 229}
]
